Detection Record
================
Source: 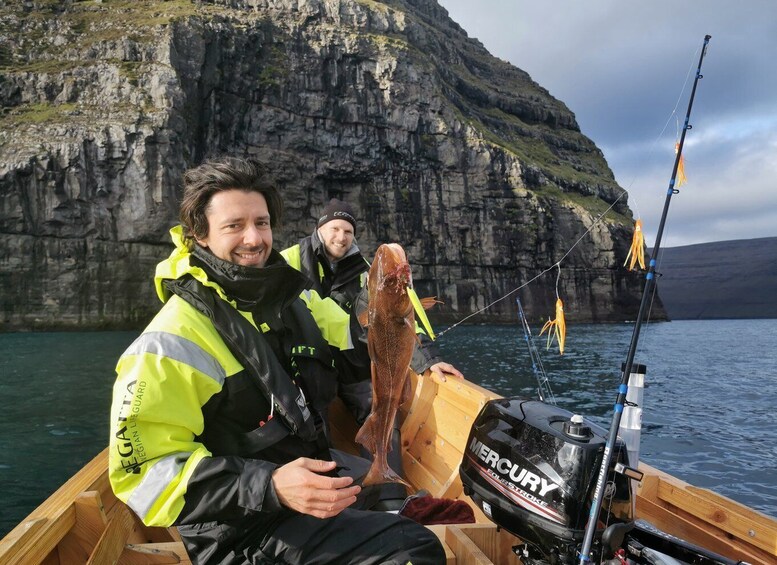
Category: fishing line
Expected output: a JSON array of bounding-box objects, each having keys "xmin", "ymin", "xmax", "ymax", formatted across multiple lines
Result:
[
  {"xmin": 517, "ymin": 298, "xmax": 556, "ymax": 404},
  {"xmin": 630, "ymin": 46, "xmax": 703, "ymax": 357},
  {"xmin": 623, "ymin": 43, "xmax": 701, "ymax": 221},
  {"xmin": 437, "ymin": 190, "xmax": 627, "ymax": 338}
]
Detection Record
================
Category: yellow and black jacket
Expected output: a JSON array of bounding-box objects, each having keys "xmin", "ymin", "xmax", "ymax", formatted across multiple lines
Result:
[
  {"xmin": 109, "ymin": 227, "xmax": 353, "ymax": 528},
  {"xmin": 282, "ymin": 233, "xmax": 441, "ymax": 380},
  {"xmin": 281, "ymin": 230, "xmax": 370, "ymax": 315}
]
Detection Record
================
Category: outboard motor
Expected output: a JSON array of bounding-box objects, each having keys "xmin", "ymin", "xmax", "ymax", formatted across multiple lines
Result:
[{"xmin": 459, "ymin": 398, "xmax": 633, "ymax": 564}]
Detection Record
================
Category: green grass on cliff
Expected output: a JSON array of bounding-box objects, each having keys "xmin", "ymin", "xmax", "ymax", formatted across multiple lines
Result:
[
  {"xmin": 0, "ymin": 102, "xmax": 77, "ymax": 126},
  {"xmin": 363, "ymin": 32, "xmax": 411, "ymax": 51},
  {"xmin": 355, "ymin": 0, "xmax": 391, "ymax": 14},
  {"xmin": 533, "ymin": 184, "xmax": 632, "ymax": 226},
  {"xmin": 58, "ymin": 0, "xmax": 204, "ymax": 43},
  {"xmin": 0, "ymin": 99, "xmax": 154, "ymax": 132},
  {"xmin": 67, "ymin": 0, "xmax": 210, "ymax": 37},
  {"xmin": 468, "ymin": 111, "xmax": 610, "ymax": 187},
  {"xmin": 0, "ymin": 1, "xmax": 229, "ymax": 71},
  {"xmin": 256, "ymin": 45, "xmax": 289, "ymax": 88},
  {"xmin": 0, "ymin": 59, "xmax": 85, "ymax": 74}
]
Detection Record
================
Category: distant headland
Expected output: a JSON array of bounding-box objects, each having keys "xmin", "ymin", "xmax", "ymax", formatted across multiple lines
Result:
[{"xmin": 657, "ymin": 237, "xmax": 777, "ymax": 320}]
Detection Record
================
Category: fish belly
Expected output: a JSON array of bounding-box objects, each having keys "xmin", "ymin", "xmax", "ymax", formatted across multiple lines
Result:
[{"xmin": 355, "ymin": 318, "xmax": 415, "ymax": 488}]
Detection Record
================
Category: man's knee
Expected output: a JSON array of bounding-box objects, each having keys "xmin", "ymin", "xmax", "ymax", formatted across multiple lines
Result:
[{"xmin": 396, "ymin": 518, "xmax": 446, "ymax": 565}]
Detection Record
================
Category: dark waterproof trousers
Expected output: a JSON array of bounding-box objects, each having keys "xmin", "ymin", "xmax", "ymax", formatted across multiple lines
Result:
[
  {"xmin": 179, "ymin": 451, "xmax": 443, "ymax": 564},
  {"xmin": 178, "ymin": 508, "xmax": 445, "ymax": 565}
]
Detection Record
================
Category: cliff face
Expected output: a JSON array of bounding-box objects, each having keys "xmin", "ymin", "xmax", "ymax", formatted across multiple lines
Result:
[{"xmin": 0, "ymin": 0, "xmax": 656, "ymax": 330}]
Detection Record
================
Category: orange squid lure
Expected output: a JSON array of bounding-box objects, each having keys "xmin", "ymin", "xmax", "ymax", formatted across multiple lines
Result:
[
  {"xmin": 540, "ymin": 298, "xmax": 566, "ymax": 355},
  {"xmin": 675, "ymin": 142, "xmax": 687, "ymax": 187},
  {"xmin": 624, "ymin": 219, "xmax": 646, "ymax": 271}
]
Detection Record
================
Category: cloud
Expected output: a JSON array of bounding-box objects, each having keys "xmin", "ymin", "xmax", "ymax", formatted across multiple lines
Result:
[{"xmin": 437, "ymin": 0, "xmax": 777, "ymax": 245}]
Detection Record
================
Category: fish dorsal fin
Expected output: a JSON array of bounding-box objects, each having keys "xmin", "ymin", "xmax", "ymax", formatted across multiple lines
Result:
[
  {"xmin": 408, "ymin": 288, "xmax": 436, "ymax": 340},
  {"xmin": 354, "ymin": 363, "xmax": 379, "ymax": 453}
]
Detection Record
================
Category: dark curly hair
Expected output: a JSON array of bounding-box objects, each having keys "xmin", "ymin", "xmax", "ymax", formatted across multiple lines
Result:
[{"xmin": 179, "ymin": 157, "xmax": 283, "ymax": 245}]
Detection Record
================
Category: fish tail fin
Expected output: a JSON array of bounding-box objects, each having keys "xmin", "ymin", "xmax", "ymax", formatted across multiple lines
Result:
[{"xmin": 362, "ymin": 458, "xmax": 412, "ymax": 490}]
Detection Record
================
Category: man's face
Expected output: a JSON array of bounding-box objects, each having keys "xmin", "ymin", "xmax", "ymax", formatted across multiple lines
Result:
[
  {"xmin": 318, "ymin": 219, "xmax": 355, "ymax": 261},
  {"xmin": 196, "ymin": 189, "xmax": 273, "ymax": 268}
]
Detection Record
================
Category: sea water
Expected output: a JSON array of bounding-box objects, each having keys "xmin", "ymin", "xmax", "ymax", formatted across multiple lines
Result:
[{"xmin": 1, "ymin": 320, "xmax": 775, "ymax": 537}]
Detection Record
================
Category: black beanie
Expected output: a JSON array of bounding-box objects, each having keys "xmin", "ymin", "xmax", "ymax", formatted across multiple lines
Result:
[{"xmin": 318, "ymin": 198, "xmax": 357, "ymax": 230}]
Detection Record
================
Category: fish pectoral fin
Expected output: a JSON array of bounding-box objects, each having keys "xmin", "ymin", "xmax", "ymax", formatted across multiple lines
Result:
[
  {"xmin": 419, "ymin": 296, "xmax": 441, "ymax": 310},
  {"xmin": 357, "ymin": 309, "xmax": 370, "ymax": 328},
  {"xmin": 400, "ymin": 369, "xmax": 414, "ymax": 405},
  {"xmin": 407, "ymin": 319, "xmax": 423, "ymax": 345}
]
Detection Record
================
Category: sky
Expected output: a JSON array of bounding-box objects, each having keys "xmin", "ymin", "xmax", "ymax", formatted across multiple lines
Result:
[{"xmin": 437, "ymin": 0, "xmax": 777, "ymax": 248}]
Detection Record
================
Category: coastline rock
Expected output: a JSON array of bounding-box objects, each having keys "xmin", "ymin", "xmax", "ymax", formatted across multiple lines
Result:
[{"xmin": 0, "ymin": 0, "xmax": 660, "ymax": 330}]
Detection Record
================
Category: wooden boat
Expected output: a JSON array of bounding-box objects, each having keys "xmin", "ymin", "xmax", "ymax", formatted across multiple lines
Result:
[{"xmin": 2, "ymin": 370, "xmax": 776, "ymax": 564}]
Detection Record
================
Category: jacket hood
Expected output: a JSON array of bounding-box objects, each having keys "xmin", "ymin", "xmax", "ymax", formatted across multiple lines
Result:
[
  {"xmin": 155, "ymin": 226, "xmax": 226, "ymax": 304},
  {"xmin": 155, "ymin": 226, "xmax": 307, "ymax": 321}
]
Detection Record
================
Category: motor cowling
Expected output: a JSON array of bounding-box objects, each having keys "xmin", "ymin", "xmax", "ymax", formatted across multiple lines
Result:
[{"xmin": 459, "ymin": 398, "xmax": 633, "ymax": 564}]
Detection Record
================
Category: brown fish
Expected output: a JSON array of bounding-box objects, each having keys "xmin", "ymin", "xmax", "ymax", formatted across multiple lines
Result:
[{"xmin": 355, "ymin": 243, "xmax": 417, "ymax": 488}]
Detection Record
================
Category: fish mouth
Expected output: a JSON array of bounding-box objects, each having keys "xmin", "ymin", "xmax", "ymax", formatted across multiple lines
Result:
[
  {"xmin": 375, "ymin": 244, "xmax": 412, "ymax": 292},
  {"xmin": 388, "ymin": 264, "xmax": 412, "ymax": 291}
]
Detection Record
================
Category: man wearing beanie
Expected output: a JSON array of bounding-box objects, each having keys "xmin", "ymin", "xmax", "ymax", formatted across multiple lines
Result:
[
  {"xmin": 282, "ymin": 198, "xmax": 370, "ymax": 315},
  {"xmin": 282, "ymin": 199, "xmax": 462, "ymax": 509},
  {"xmin": 281, "ymin": 198, "xmax": 461, "ymax": 384},
  {"xmin": 282, "ymin": 199, "xmax": 381, "ymax": 427}
]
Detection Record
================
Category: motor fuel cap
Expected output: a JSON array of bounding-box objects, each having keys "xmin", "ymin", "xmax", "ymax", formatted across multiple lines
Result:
[{"xmin": 564, "ymin": 414, "xmax": 592, "ymax": 440}]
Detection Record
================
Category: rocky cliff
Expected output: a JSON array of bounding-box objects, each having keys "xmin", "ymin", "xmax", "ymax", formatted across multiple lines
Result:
[{"xmin": 0, "ymin": 0, "xmax": 657, "ymax": 331}]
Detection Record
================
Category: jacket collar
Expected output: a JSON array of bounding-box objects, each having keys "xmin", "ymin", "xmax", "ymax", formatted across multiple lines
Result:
[{"xmin": 155, "ymin": 226, "xmax": 307, "ymax": 323}]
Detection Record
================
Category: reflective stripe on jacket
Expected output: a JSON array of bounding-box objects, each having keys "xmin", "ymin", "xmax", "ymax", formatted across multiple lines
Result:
[
  {"xmin": 282, "ymin": 234, "xmax": 441, "ymax": 374},
  {"xmin": 109, "ymin": 226, "xmax": 354, "ymax": 527},
  {"xmin": 281, "ymin": 234, "xmax": 369, "ymax": 314}
]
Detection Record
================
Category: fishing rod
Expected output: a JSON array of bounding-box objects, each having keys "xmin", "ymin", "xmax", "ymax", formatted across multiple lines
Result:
[
  {"xmin": 516, "ymin": 298, "xmax": 556, "ymax": 404},
  {"xmin": 578, "ymin": 34, "xmax": 712, "ymax": 564}
]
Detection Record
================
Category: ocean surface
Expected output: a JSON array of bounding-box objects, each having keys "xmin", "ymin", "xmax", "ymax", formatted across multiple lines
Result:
[{"xmin": 1, "ymin": 319, "xmax": 776, "ymax": 538}]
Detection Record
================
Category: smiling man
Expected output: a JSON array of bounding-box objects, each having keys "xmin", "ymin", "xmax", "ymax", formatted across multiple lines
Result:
[
  {"xmin": 108, "ymin": 157, "xmax": 444, "ymax": 565},
  {"xmin": 318, "ymin": 205, "xmax": 357, "ymax": 261},
  {"xmin": 282, "ymin": 198, "xmax": 369, "ymax": 312},
  {"xmin": 281, "ymin": 196, "xmax": 463, "ymax": 511},
  {"xmin": 282, "ymin": 199, "xmax": 462, "ymax": 383},
  {"xmin": 194, "ymin": 189, "xmax": 273, "ymax": 267}
]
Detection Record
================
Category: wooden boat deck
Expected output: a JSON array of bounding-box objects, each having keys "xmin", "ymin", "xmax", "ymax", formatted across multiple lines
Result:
[
  {"xmin": 0, "ymin": 446, "xmax": 191, "ymax": 565},
  {"xmin": 2, "ymin": 371, "xmax": 776, "ymax": 564}
]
